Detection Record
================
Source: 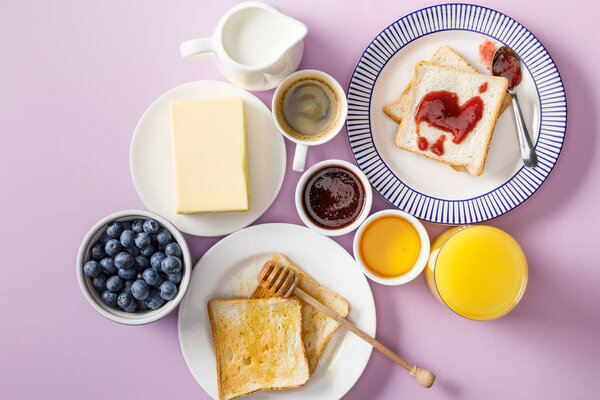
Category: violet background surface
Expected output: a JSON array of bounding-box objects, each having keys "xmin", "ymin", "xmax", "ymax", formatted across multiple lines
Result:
[{"xmin": 1, "ymin": 1, "xmax": 598, "ymax": 399}]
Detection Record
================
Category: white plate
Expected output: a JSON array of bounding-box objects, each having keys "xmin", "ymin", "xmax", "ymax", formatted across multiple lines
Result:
[
  {"xmin": 178, "ymin": 223, "xmax": 376, "ymax": 400},
  {"xmin": 130, "ymin": 81, "xmax": 286, "ymax": 236},
  {"xmin": 347, "ymin": 4, "xmax": 566, "ymax": 224}
]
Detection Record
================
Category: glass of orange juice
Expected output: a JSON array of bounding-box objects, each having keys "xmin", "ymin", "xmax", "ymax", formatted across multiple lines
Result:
[{"xmin": 425, "ymin": 225, "xmax": 528, "ymax": 320}]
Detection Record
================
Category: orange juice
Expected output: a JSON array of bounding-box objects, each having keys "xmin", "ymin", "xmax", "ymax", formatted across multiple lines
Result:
[
  {"xmin": 425, "ymin": 226, "xmax": 527, "ymax": 320},
  {"xmin": 358, "ymin": 215, "xmax": 421, "ymax": 278}
]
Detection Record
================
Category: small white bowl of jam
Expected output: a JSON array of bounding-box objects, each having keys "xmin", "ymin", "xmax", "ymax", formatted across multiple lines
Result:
[
  {"xmin": 353, "ymin": 210, "xmax": 430, "ymax": 285},
  {"xmin": 295, "ymin": 159, "xmax": 372, "ymax": 237}
]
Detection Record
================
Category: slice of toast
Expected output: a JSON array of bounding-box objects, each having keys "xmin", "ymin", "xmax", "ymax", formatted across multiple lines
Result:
[
  {"xmin": 252, "ymin": 254, "xmax": 350, "ymax": 374},
  {"xmin": 383, "ymin": 45, "xmax": 511, "ymax": 124},
  {"xmin": 395, "ymin": 61, "xmax": 509, "ymax": 176},
  {"xmin": 208, "ymin": 298, "xmax": 310, "ymax": 400}
]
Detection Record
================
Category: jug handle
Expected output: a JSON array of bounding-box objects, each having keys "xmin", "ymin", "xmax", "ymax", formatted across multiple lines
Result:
[{"xmin": 180, "ymin": 37, "xmax": 215, "ymax": 60}]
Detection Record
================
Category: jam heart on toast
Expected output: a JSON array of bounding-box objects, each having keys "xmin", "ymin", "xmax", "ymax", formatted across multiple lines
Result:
[{"xmin": 414, "ymin": 90, "xmax": 484, "ymax": 155}]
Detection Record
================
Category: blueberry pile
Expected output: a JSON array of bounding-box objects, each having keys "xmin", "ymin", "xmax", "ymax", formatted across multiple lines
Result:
[{"xmin": 82, "ymin": 218, "xmax": 183, "ymax": 313}]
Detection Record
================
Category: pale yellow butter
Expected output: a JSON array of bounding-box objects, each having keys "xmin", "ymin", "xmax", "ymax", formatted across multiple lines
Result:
[{"xmin": 170, "ymin": 97, "xmax": 249, "ymax": 213}]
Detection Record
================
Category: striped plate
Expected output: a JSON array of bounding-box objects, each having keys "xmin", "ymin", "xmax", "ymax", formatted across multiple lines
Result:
[{"xmin": 346, "ymin": 4, "xmax": 566, "ymax": 224}]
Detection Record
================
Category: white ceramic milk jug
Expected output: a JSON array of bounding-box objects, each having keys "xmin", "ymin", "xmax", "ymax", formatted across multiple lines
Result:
[{"xmin": 180, "ymin": 2, "xmax": 307, "ymax": 91}]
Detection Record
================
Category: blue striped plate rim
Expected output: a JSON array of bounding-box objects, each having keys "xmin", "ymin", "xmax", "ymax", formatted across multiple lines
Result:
[{"xmin": 346, "ymin": 3, "xmax": 566, "ymax": 224}]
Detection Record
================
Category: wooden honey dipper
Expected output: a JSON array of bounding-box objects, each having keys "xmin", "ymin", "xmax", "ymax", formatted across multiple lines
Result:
[{"xmin": 257, "ymin": 261, "xmax": 436, "ymax": 388}]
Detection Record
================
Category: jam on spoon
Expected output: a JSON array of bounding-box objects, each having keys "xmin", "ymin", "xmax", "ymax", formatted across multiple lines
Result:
[{"xmin": 491, "ymin": 46, "xmax": 538, "ymax": 168}]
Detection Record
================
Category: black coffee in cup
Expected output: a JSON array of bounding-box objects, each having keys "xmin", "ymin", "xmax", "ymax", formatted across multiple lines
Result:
[{"xmin": 275, "ymin": 76, "xmax": 341, "ymax": 141}]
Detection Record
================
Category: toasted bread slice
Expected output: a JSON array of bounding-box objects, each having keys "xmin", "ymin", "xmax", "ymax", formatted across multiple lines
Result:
[
  {"xmin": 252, "ymin": 254, "xmax": 350, "ymax": 374},
  {"xmin": 208, "ymin": 298, "xmax": 310, "ymax": 400},
  {"xmin": 395, "ymin": 62, "xmax": 508, "ymax": 176},
  {"xmin": 383, "ymin": 45, "xmax": 511, "ymax": 124}
]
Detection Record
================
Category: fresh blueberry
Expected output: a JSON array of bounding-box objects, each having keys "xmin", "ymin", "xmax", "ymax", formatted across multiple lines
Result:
[
  {"xmin": 117, "ymin": 292, "xmax": 133, "ymax": 309},
  {"xmin": 144, "ymin": 289, "xmax": 165, "ymax": 310},
  {"xmin": 143, "ymin": 219, "xmax": 160, "ymax": 235},
  {"xmin": 99, "ymin": 257, "xmax": 117, "ymax": 275},
  {"xmin": 161, "ymin": 256, "xmax": 182, "ymax": 274},
  {"xmin": 118, "ymin": 267, "xmax": 136, "ymax": 280},
  {"xmin": 101, "ymin": 290, "xmax": 118, "ymax": 307},
  {"xmin": 159, "ymin": 281, "xmax": 177, "ymax": 301},
  {"xmin": 134, "ymin": 255, "xmax": 150, "ymax": 271},
  {"xmin": 106, "ymin": 275, "xmax": 123, "ymax": 292},
  {"xmin": 105, "ymin": 239, "xmax": 122, "ymax": 257},
  {"xmin": 164, "ymin": 242, "xmax": 182, "ymax": 258},
  {"xmin": 140, "ymin": 244, "xmax": 156, "ymax": 257},
  {"xmin": 83, "ymin": 260, "xmax": 101, "ymax": 278},
  {"xmin": 91, "ymin": 275, "xmax": 106, "ymax": 292},
  {"xmin": 126, "ymin": 246, "xmax": 141, "ymax": 257},
  {"xmin": 150, "ymin": 252, "xmax": 167, "ymax": 270},
  {"xmin": 106, "ymin": 222, "xmax": 124, "ymax": 239},
  {"xmin": 122, "ymin": 280, "xmax": 133, "ymax": 293},
  {"xmin": 142, "ymin": 268, "xmax": 160, "ymax": 286},
  {"xmin": 155, "ymin": 228, "xmax": 172, "ymax": 245},
  {"xmin": 123, "ymin": 300, "xmax": 138, "ymax": 313},
  {"xmin": 137, "ymin": 300, "xmax": 149, "ymax": 311},
  {"xmin": 90, "ymin": 242, "xmax": 105, "ymax": 260},
  {"xmin": 121, "ymin": 221, "xmax": 132, "ymax": 231},
  {"xmin": 136, "ymin": 272, "xmax": 144, "ymax": 280},
  {"xmin": 119, "ymin": 230, "xmax": 135, "ymax": 248},
  {"xmin": 114, "ymin": 252, "xmax": 134, "ymax": 270},
  {"xmin": 131, "ymin": 280, "xmax": 150, "ymax": 300},
  {"xmin": 152, "ymin": 276, "xmax": 165, "ymax": 288},
  {"xmin": 135, "ymin": 232, "xmax": 152, "ymax": 249},
  {"xmin": 167, "ymin": 270, "xmax": 182, "ymax": 284},
  {"xmin": 131, "ymin": 219, "xmax": 144, "ymax": 233},
  {"xmin": 99, "ymin": 233, "xmax": 110, "ymax": 244}
]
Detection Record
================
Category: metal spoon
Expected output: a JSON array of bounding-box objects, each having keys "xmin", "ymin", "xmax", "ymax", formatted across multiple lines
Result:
[{"xmin": 492, "ymin": 46, "xmax": 538, "ymax": 169}]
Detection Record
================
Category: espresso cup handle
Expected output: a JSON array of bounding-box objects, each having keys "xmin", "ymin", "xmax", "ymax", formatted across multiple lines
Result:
[
  {"xmin": 292, "ymin": 143, "xmax": 308, "ymax": 172},
  {"xmin": 180, "ymin": 37, "xmax": 215, "ymax": 60}
]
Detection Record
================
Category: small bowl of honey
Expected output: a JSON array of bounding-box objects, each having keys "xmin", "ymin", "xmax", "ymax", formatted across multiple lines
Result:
[{"xmin": 353, "ymin": 210, "xmax": 430, "ymax": 285}]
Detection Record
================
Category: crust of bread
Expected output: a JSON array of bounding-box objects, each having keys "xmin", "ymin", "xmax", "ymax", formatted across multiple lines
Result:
[
  {"xmin": 384, "ymin": 46, "xmax": 511, "ymax": 125},
  {"xmin": 395, "ymin": 61, "xmax": 508, "ymax": 176},
  {"xmin": 383, "ymin": 83, "xmax": 411, "ymax": 123},
  {"xmin": 208, "ymin": 298, "xmax": 310, "ymax": 400},
  {"xmin": 252, "ymin": 254, "xmax": 349, "ymax": 374}
]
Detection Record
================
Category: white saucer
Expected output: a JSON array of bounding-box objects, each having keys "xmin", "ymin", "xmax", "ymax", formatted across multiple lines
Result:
[
  {"xmin": 178, "ymin": 223, "xmax": 376, "ymax": 400},
  {"xmin": 130, "ymin": 81, "xmax": 286, "ymax": 236}
]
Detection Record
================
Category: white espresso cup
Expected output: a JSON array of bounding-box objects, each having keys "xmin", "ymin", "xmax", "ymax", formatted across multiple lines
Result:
[
  {"xmin": 180, "ymin": 2, "xmax": 307, "ymax": 91},
  {"xmin": 272, "ymin": 70, "xmax": 348, "ymax": 172}
]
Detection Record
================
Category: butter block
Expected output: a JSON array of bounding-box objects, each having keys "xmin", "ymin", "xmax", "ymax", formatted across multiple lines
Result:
[{"xmin": 170, "ymin": 97, "xmax": 249, "ymax": 213}]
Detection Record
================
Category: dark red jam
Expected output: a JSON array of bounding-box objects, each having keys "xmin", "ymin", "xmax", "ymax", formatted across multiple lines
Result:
[
  {"xmin": 479, "ymin": 82, "xmax": 488, "ymax": 93},
  {"xmin": 418, "ymin": 136, "xmax": 429, "ymax": 150},
  {"xmin": 415, "ymin": 91, "xmax": 484, "ymax": 145},
  {"xmin": 303, "ymin": 166, "xmax": 365, "ymax": 229},
  {"xmin": 492, "ymin": 48, "xmax": 522, "ymax": 90},
  {"xmin": 431, "ymin": 135, "xmax": 446, "ymax": 156}
]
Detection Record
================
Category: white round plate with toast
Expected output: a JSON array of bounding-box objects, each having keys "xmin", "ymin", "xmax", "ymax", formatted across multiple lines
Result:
[
  {"xmin": 130, "ymin": 81, "xmax": 286, "ymax": 236},
  {"xmin": 347, "ymin": 4, "xmax": 566, "ymax": 224},
  {"xmin": 178, "ymin": 223, "xmax": 376, "ymax": 400}
]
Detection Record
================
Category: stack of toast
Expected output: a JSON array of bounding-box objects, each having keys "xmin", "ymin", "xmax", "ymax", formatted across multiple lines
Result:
[
  {"xmin": 384, "ymin": 46, "xmax": 510, "ymax": 176},
  {"xmin": 208, "ymin": 254, "xmax": 349, "ymax": 400}
]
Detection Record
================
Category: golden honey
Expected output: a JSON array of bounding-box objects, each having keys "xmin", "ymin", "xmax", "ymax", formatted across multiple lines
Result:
[{"xmin": 358, "ymin": 215, "xmax": 421, "ymax": 278}]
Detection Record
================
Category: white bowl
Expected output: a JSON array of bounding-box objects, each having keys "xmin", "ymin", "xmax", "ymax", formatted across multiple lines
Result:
[
  {"xmin": 352, "ymin": 209, "xmax": 430, "ymax": 286},
  {"xmin": 295, "ymin": 159, "xmax": 372, "ymax": 237},
  {"xmin": 76, "ymin": 210, "xmax": 192, "ymax": 325}
]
